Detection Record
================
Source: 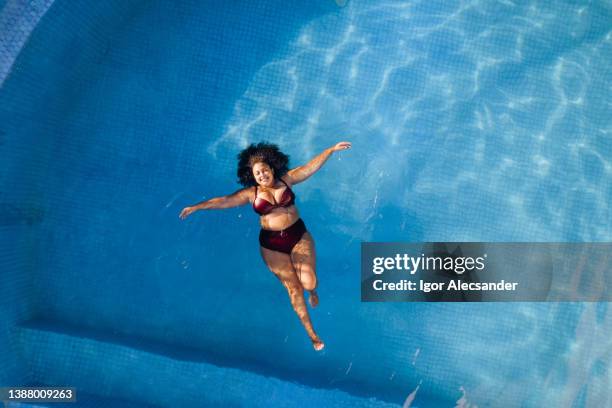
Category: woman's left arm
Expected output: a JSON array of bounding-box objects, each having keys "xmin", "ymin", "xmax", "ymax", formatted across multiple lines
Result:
[{"xmin": 285, "ymin": 141, "xmax": 351, "ymax": 185}]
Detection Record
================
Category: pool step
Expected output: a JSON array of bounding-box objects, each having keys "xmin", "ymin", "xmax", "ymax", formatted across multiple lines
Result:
[{"xmin": 16, "ymin": 320, "xmax": 397, "ymax": 408}]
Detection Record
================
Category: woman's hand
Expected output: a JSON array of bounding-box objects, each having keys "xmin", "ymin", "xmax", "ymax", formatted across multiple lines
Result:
[
  {"xmin": 179, "ymin": 206, "xmax": 196, "ymax": 220},
  {"xmin": 330, "ymin": 141, "xmax": 351, "ymax": 152}
]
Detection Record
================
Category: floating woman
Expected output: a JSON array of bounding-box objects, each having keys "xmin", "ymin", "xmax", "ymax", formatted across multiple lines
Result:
[{"xmin": 179, "ymin": 141, "xmax": 351, "ymax": 350}]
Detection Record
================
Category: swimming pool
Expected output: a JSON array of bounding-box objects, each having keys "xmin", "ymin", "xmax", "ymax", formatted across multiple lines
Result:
[{"xmin": 1, "ymin": 0, "xmax": 611, "ymax": 406}]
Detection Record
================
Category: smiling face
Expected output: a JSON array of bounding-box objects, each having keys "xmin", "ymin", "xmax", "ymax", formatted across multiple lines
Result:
[{"xmin": 252, "ymin": 161, "xmax": 275, "ymax": 188}]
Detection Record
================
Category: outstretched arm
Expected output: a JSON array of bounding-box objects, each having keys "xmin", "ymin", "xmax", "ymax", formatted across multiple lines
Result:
[
  {"xmin": 179, "ymin": 187, "xmax": 252, "ymax": 219},
  {"xmin": 285, "ymin": 141, "xmax": 351, "ymax": 185}
]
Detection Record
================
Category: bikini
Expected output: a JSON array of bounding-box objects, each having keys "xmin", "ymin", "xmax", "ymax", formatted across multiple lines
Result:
[{"xmin": 253, "ymin": 179, "xmax": 307, "ymax": 254}]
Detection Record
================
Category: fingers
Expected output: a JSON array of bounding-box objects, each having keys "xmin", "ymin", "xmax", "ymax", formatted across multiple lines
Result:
[
  {"xmin": 335, "ymin": 141, "xmax": 351, "ymax": 151},
  {"xmin": 179, "ymin": 208, "xmax": 190, "ymax": 219}
]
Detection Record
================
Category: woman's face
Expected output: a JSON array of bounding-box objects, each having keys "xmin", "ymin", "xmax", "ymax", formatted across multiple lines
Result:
[{"xmin": 252, "ymin": 162, "xmax": 275, "ymax": 188}]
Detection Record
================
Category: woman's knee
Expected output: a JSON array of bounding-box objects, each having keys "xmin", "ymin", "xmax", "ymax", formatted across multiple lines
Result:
[{"xmin": 300, "ymin": 273, "xmax": 317, "ymax": 291}]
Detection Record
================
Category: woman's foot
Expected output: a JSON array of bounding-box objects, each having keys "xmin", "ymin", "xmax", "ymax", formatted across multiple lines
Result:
[
  {"xmin": 308, "ymin": 290, "xmax": 319, "ymax": 308},
  {"xmin": 312, "ymin": 337, "xmax": 325, "ymax": 351}
]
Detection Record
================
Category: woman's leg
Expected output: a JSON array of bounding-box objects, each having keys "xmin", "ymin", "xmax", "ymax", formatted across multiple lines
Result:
[
  {"xmin": 260, "ymin": 245, "xmax": 324, "ymax": 350},
  {"xmin": 290, "ymin": 232, "xmax": 319, "ymax": 308}
]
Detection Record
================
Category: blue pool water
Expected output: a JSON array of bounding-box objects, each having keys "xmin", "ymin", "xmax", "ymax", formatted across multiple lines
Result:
[{"xmin": 1, "ymin": 0, "xmax": 611, "ymax": 407}]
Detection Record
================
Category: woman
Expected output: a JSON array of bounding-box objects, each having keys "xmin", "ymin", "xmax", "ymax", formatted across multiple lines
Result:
[{"xmin": 179, "ymin": 141, "xmax": 351, "ymax": 350}]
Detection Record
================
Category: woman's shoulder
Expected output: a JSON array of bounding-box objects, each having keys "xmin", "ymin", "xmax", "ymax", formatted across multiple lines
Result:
[
  {"xmin": 240, "ymin": 186, "xmax": 257, "ymax": 202},
  {"xmin": 280, "ymin": 175, "xmax": 293, "ymax": 188}
]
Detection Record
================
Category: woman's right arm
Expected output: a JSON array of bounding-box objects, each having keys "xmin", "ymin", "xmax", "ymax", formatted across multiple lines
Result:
[{"xmin": 179, "ymin": 188, "xmax": 252, "ymax": 219}]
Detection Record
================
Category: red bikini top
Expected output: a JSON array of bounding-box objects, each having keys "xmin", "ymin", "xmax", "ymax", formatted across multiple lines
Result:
[{"xmin": 253, "ymin": 179, "xmax": 295, "ymax": 215}]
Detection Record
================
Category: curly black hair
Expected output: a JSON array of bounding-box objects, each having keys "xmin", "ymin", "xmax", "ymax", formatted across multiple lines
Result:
[{"xmin": 237, "ymin": 142, "xmax": 290, "ymax": 187}]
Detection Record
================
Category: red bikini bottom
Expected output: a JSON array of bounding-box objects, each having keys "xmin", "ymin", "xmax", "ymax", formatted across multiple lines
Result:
[{"xmin": 259, "ymin": 219, "xmax": 307, "ymax": 254}]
